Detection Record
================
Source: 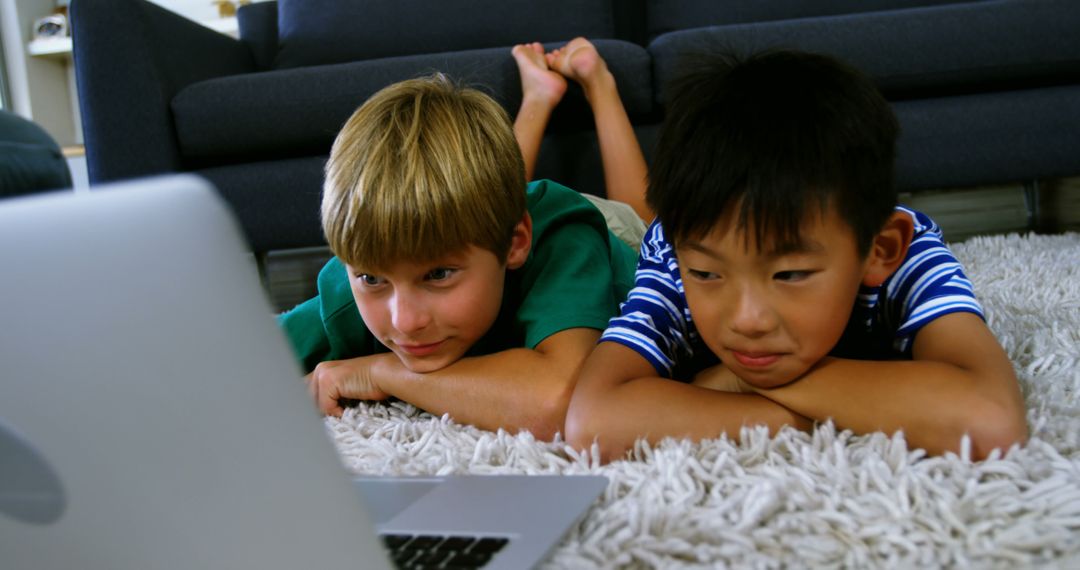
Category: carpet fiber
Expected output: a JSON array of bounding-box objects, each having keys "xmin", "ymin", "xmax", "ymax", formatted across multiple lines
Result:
[{"xmin": 327, "ymin": 232, "xmax": 1080, "ymax": 568}]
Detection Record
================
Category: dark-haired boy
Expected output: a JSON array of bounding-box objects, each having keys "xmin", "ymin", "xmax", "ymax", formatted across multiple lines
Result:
[{"xmin": 566, "ymin": 51, "xmax": 1028, "ymax": 462}]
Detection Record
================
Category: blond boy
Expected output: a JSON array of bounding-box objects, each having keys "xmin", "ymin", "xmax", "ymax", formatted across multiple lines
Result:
[{"xmin": 279, "ymin": 75, "xmax": 636, "ymax": 439}]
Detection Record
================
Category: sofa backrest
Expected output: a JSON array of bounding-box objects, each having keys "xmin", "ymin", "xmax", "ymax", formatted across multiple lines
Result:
[
  {"xmin": 647, "ymin": 0, "xmax": 1080, "ymax": 104},
  {"xmin": 262, "ymin": 0, "xmax": 618, "ymax": 69},
  {"xmin": 645, "ymin": 0, "xmax": 993, "ymax": 41}
]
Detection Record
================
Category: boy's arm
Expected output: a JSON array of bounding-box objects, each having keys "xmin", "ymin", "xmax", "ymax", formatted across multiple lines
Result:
[
  {"xmin": 308, "ymin": 327, "xmax": 599, "ymax": 441},
  {"xmin": 565, "ymin": 341, "xmax": 813, "ymax": 463},
  {"xmin": 308, "ymin": 187, "xmax": 623, "ymax": 439},
  {"xmin": 744, "ymin": 312, "xmax": 1028, "ymax": 458}
]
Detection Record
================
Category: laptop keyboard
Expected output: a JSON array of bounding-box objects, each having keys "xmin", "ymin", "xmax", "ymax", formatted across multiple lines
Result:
[{"xmin": 381, "ymin": 533, "xmax": 509, "ymax": 569}]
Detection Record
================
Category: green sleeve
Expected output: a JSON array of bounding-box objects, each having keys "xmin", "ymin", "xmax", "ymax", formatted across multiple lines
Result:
[
  {"xmin": 277, "ymin": 256, "xmax": 381, "ymax": 373},
  {"xmin": 277, "ymin": 296, "xmax": 332, "ymax": 373}
]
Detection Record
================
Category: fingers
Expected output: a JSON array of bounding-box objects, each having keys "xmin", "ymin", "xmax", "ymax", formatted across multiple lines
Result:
[
  {"xmin": 307, "ymin": 367, "xmax": 345, "ymax": 417},
  {"xmin": 311, "ymin": 373, "xmax": 345, "ymax": 417},
  {"xmin": 320, "ymin": 391, "xmax": 345, "ymax": 417},
  {"xmin": 307, "ymin": 357, "xmax": 391, "ymax": 415}
]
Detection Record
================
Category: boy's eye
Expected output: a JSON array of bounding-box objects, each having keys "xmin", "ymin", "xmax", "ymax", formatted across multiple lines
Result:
[
  {"xmin": 774, "ymin": 270, "xmax": 812, "ymax": 282},
  {"xmin": 425, "ymin": 267, "xmax": 457, "ymax": 281},
  {"xmin": 357, "ymin": 274, "xmax": 384, "ymax": 287},
  {"xmin": 687, "ymin": 269, "xmax": 719, "ymax": 281}
]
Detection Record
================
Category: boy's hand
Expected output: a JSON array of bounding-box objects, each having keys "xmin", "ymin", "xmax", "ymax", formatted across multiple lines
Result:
[
  {"xmin": 691, "ymin": 363, "xmax": 755, "ymax": 393},
  {"xmin": 305, "ymin": 356, "xmax": 391, "ymax": 416}
]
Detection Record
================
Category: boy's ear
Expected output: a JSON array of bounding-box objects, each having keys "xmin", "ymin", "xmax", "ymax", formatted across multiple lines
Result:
[
  {"xmin": 862, "ymin": 211, "xmax": 915, "ymax": 287},
  {"xmin": 505, "ymin": 212, "xmax": 533, "ymax": 270}
]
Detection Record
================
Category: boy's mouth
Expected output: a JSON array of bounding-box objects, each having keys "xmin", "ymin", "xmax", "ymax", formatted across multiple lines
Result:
[
  {"xmin": 396, "ymin": 340, "xmax": 445, "ymax": 357},
  {"xmin": 730, "ymin": 350, "xmax": 782, "ymax": 369}
]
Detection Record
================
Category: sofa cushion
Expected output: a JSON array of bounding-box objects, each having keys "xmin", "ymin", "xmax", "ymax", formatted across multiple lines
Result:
[
  {"xmin": 645, "ymin": 0, "xmax": 988, "ymax": 40},
  {"xmin": 196, "ymin": 156, "xmax": 329, "ymax": 252},
  {"xmin": 275, "ymin": 0, "xmax": 616, "ymax": 69},
  {"xmin": 172, "ymin": 40, "xmax": 652, "ymax": 161},
  {"xmin": 894, "ymin": 85, "xmax": 1080, "ymax": 190},
  {"xmin": 648, "ymin": 0, "xmax": 1080, "ymax": 105}
]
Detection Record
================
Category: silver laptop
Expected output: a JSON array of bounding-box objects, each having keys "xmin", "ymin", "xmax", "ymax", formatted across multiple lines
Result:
[{"xmin": 0, "ymin": 175, "xmax": 606, "ymax": 570}]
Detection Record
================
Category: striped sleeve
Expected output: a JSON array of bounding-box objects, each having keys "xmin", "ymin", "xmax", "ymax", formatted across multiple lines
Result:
[
  {"xmin": 888, "ymin": 207, "xmax": 984, "ymax": 352},
  {"xmin": 600, "ymin": 221, "xmax": 692, "ymax": 377}
]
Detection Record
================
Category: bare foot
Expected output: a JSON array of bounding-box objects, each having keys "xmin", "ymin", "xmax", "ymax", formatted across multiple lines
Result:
[
  {"xmin": 546, "ymin": 37, "xmax": 611, "ymax": 93},
  {"xmin": 512, "ymin": 42, "xmax": 566, "ymax": 110}
]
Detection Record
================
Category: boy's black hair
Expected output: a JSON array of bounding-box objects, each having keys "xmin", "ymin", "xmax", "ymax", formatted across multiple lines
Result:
[{"xmin": 647, "ymin": 50, "xmax": 900, "ymax": 256}]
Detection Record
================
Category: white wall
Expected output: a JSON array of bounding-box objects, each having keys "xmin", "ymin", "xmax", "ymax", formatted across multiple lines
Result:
[
  {"xmin": 146, "ymin": 0, "xmax": 219, "ymax": 21},
  {"xmin": 147, "ymin": 0, "xmax": 270, "ymax": 22}
]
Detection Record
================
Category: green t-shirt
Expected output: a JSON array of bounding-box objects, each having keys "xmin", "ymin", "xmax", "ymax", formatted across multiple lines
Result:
[{"xmin": 278, "ymin": 179, "xmax": 638, "ymax": 372}]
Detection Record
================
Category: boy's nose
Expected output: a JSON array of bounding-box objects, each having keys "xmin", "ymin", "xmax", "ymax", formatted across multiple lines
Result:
[
  {"xmin": 727, "ymin": 286, "xmax": 776, "ymax": 338},
  {"xmin": 390, "ymin": 291, "xmax": 431, "ymax": 334}
]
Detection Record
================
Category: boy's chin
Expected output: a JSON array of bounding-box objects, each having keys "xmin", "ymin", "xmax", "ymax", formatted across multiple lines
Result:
[
  {"xmin": 737, "ymin": 366, "xmax": 806, "ymax": 390},
  {"xmin": 394, "ymin": 352, "xmax": 463, "ymax": 374},
  {"xmin": 743, "ymin": 375, "xmax": 800, "ymax": 390}
]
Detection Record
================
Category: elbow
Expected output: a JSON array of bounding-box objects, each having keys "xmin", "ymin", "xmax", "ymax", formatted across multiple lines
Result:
[
  {"xmin": 564, "ymin": 382, "xmax": 603, "ymax": 451},
  {"xmin": 564, "ymin": 398, "xmax": 624, "ymax": 463},
  {"xmin": 970, "ymin": 418, "xmax": 1028, "ymax": 461},
  {"xmin": 522, "ymin": 384, "xmax": 574, "ymax": 442},
  {"xmin": 525, "ymin": 412, "xmax": 565, "ymax": 443},
  {"xmin": 963, "ymin": 399, "xmax": 1029, "ymax": 460},
  {"xmin": 563, "ymin": 404, "xmax": 595, "ymax": 452}
]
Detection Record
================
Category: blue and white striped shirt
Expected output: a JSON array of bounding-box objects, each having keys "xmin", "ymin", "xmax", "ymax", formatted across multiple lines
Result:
[{"xmin": 601, "ymin": 207, "xmax": 983, "ymax": 378}]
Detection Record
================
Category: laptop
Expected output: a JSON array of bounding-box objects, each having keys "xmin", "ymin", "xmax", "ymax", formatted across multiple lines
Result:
[{"xmin": 0, "ymin": 175, "xmax": 607, "ymax": 570}]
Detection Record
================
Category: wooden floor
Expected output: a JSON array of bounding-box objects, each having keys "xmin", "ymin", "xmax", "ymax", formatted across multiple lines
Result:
[{"xmin": 263, "ymin": 176, "xmax": 1080, "ymax": 313}]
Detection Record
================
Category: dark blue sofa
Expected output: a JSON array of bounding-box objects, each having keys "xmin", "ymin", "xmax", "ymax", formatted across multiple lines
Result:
[
  {"xmin": 70, "ymin": 0, "xmax": 1080, "ymax": 254},
  {"xmin": 0, "ymin": 110, "xmax": 72, "ymax": 198}
]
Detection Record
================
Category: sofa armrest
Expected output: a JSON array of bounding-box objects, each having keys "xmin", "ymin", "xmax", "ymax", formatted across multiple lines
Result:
[
  {"xmin": 237, "ymin": 1, "xmax": 279, "ymax": 70},
  {"xmin": 0, "ymin": 110, "xmax": 72, "ymax": 196},
  {"xmin": 71, "ymin": 0, "xmax": 256, "ymax": 184}
]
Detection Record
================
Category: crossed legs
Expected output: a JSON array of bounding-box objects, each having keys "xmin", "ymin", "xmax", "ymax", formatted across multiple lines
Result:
[{"xmin": 512, "ymin": 38, "xmax": 652, "ymax": 222}]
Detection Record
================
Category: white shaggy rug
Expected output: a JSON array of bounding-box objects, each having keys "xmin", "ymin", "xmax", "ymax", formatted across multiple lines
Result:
[{"xmin": 326, "ymin": 232, "xmax": 1080, "ymax": 569}]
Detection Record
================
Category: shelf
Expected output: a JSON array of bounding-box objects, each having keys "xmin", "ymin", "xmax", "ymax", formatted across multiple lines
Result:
[{"xmin": 26, "ymin": 37, "xmax": 72, "ymax": 59}]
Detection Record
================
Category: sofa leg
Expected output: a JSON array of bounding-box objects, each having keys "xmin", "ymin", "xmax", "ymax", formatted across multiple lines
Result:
[
  {"xmin": 254, "ymin": 251, "xmax": 271, "ymax": 292},
  {"xmin": 1022, "ymin": 180, "xmax": 1041, "ymax": 233}
]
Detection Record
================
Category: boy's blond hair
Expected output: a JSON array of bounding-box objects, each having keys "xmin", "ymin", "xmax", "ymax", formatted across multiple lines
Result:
[{"xmin": 322, "ymin": 74, "xmax": 527, "ymax": 271}]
